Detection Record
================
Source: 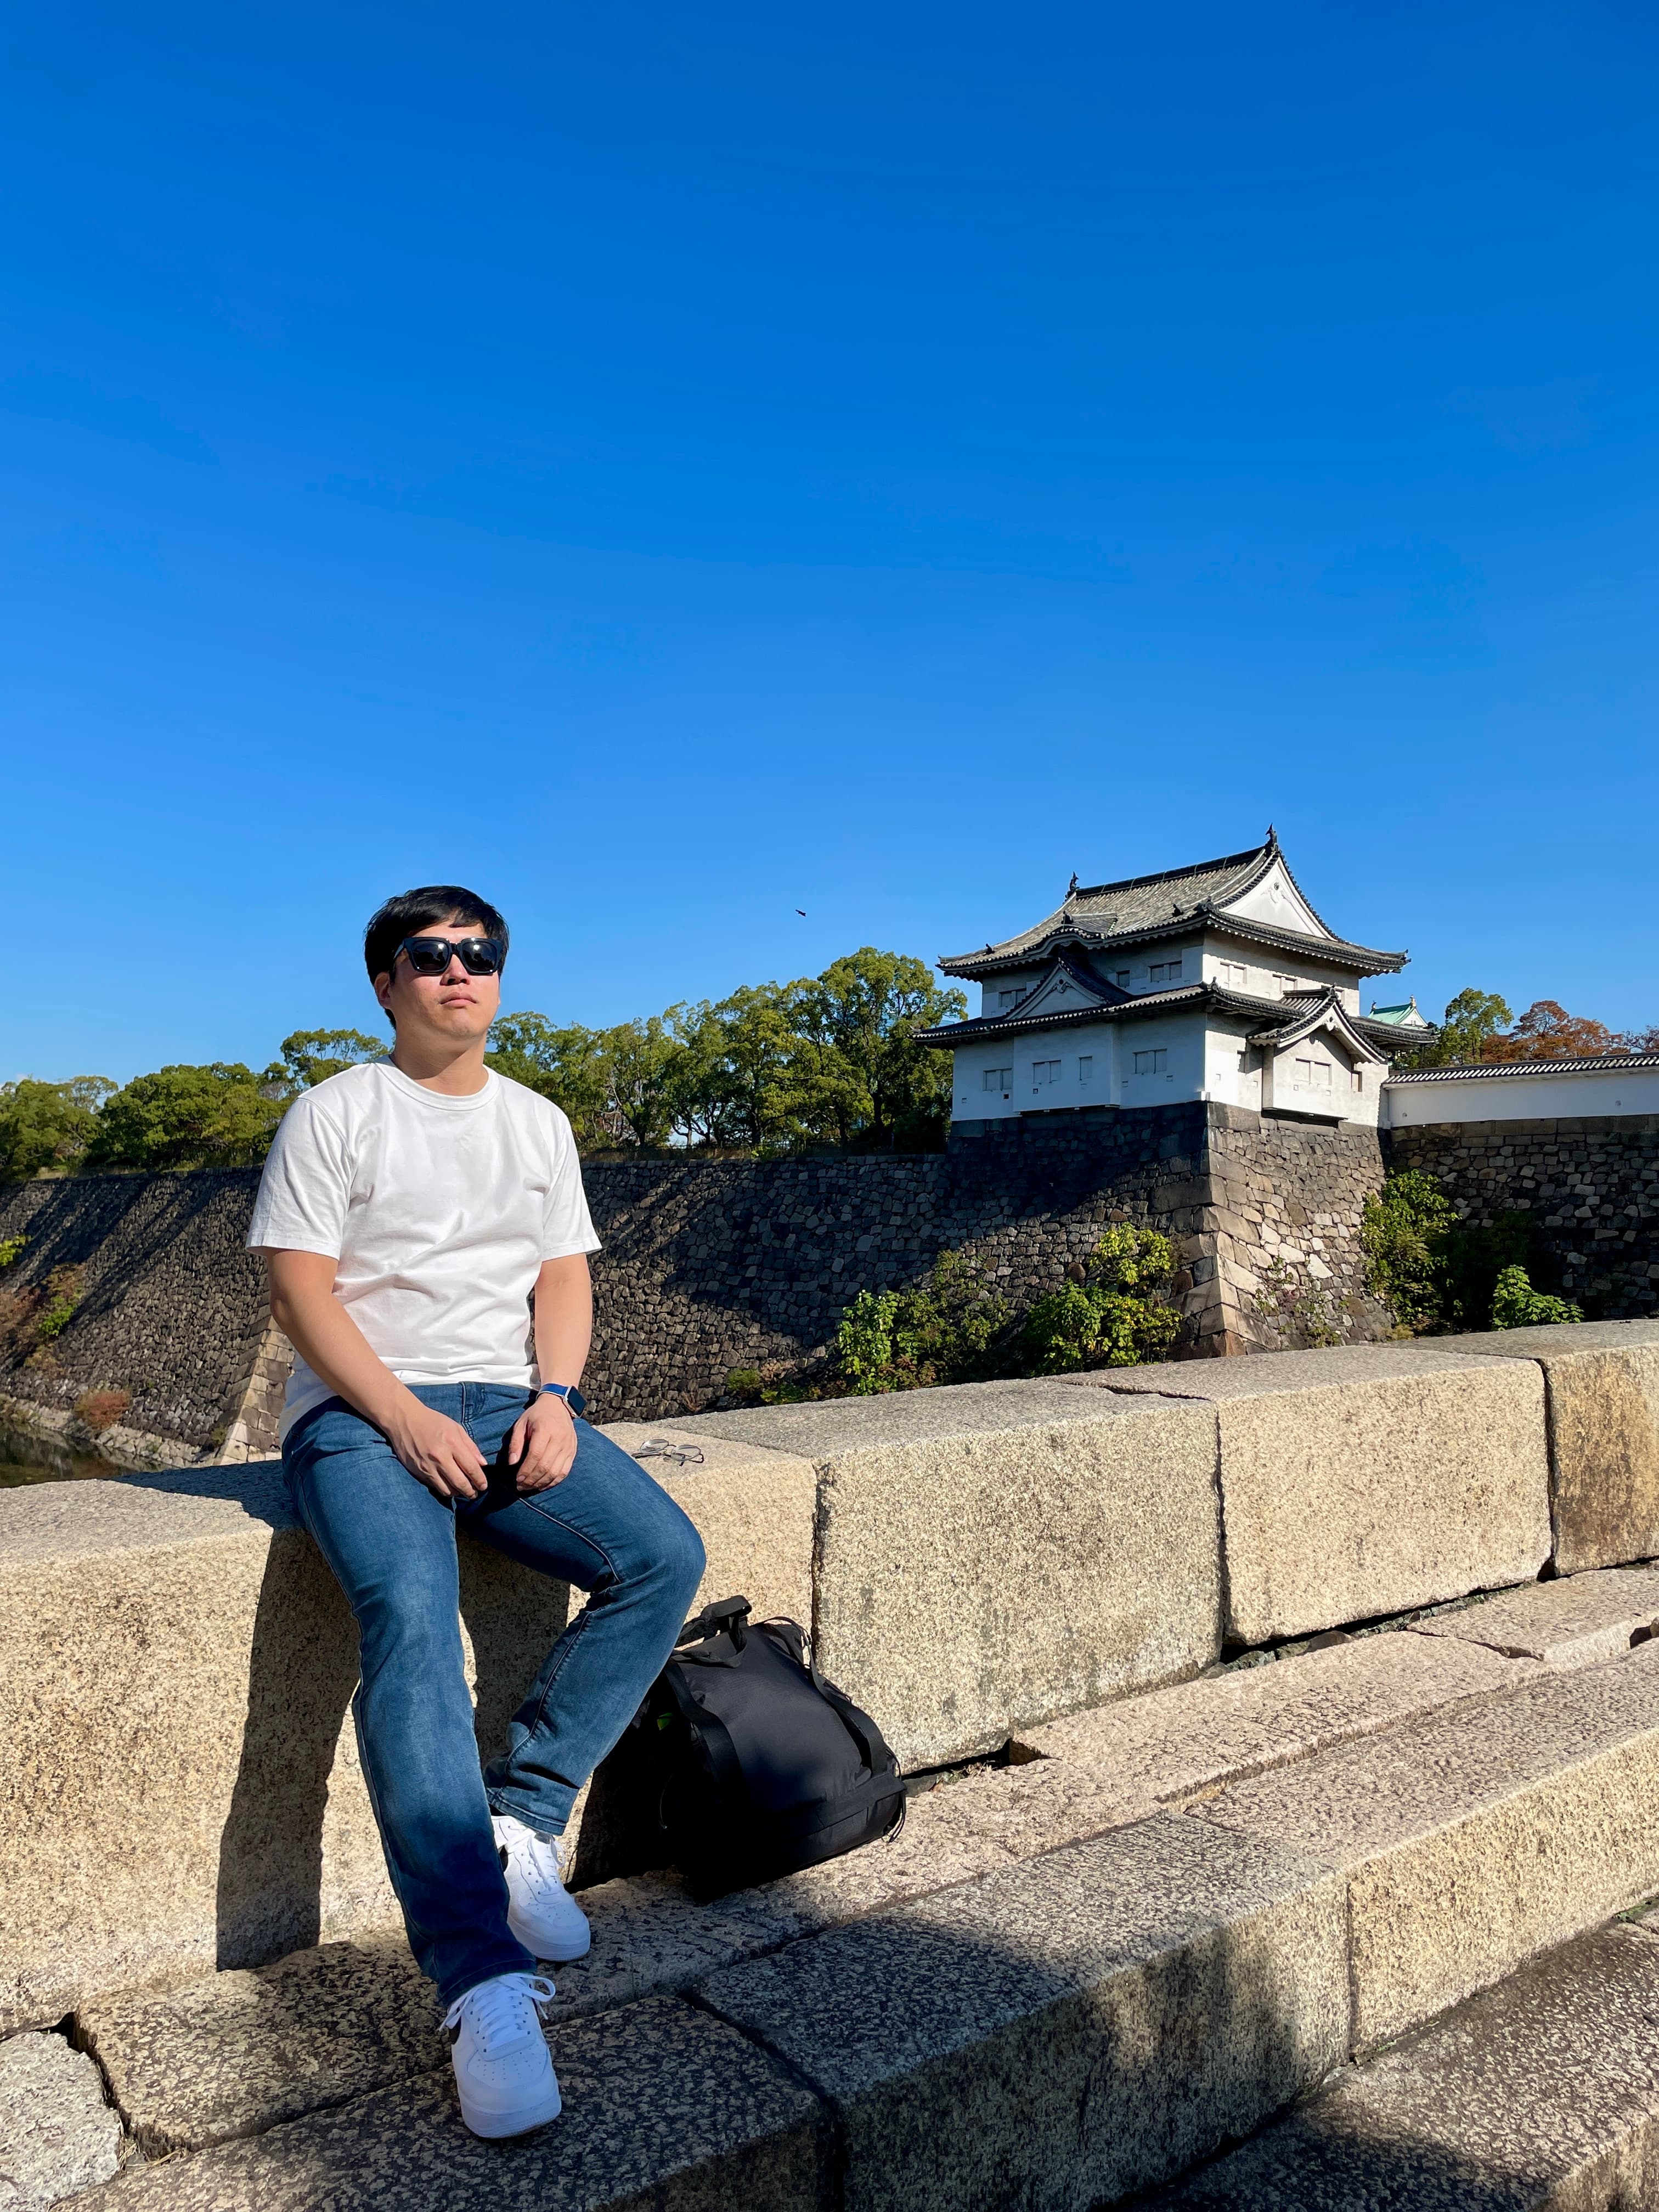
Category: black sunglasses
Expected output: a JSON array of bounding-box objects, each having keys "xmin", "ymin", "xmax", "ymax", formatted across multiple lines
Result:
[{"xmin": 394, "ymin": 935, "xmax": 506, "ymax": 978}]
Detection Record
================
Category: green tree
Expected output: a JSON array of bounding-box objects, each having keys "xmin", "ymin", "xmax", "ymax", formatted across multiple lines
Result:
[
  {"xmin": 795, "ymin": 950, "xmax": 964, "ymax": 1150},
  {"xmin": 0, "ymin": 1077, "xmax": 116, "ymax": 1178},
  {"xmin": 83, "ymin": 1064, "xmax": 286, "ymax": 1171},
  {"xmin": 269, "ymin": 1029, "xmax": 385, "ymax": 1092},
  {"xmin": 486, "ymin": 1014, "xmax": 613, "ymax": 1149},
  {"xmin": 600, "ymin": 1015, "xmax": 687, "ymax": 1149},
  {"xmin": 1398, "ymin": 989, "xmax": 1513, "ymax": 1068}
]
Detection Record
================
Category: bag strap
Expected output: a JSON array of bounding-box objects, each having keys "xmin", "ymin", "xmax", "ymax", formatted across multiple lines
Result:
[
  {"xmin": 757, "ymin": 1620, "xmax": 891, "ymax": 1778},
  {"xmin": 660, "ymin": 1663, "xmax": 751, "ymax": 1809}
]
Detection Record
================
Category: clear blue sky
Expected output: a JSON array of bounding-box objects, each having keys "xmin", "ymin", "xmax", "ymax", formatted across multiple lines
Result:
[{"xmin": 4, "ymin": 2, "xmax": 1655, "ymax": 1082}]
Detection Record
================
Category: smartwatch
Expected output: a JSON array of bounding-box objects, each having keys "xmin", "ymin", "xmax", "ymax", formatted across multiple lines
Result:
[{"xmin": 540, "ymin": 1383, "xmax": 587, "ymax": 1417}]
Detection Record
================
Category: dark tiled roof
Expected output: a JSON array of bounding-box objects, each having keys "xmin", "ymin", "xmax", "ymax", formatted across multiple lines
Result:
[
  {"xmin": 915, "ymin": 979, "xmax": 1412, "ymax": 1053},
  {"xmin": 1387, "ymin": 1055, "xmax": 1659, "ymax": 1083},
  {"xmin": 939, "ymin": 837, "xmax": 1405, "ymax": 978}
]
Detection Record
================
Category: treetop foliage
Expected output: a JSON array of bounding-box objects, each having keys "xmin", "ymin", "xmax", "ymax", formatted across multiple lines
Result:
[
  {"xmin": 1401, "ymin": 989, "xmax": 1655, "ymax": 1068},
  {"xmin": 1, "ymin": 949, "xmax": 966, "ymax": 1178},
  {"xmin": 482, "ymin": 947, "xmax": 965, "ymax": 1158}
]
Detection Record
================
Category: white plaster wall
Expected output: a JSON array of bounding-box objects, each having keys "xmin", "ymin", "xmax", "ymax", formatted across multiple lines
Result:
[
  {"xmin": 1202, "ymin": 1025, "xmax": 1263, "ymax": 1112},
  {"xmin": 1384, "ymin": 1064, "xmax": 1659, "ymax": 1127},
  {"xmin": 1200, "ymin": 935, "xmax": 1361, "ymax": 1013},
  {"xmin": 979, "ymin": 970, "xmax": 1043, "ymax": 1017},
  {"xmin": 951, "ymin": 1022, "xmax": 1120, "ymax": 1121},
  {"xmin": 1116, "ymin": 1018, "xmax": 1200, "ymax": 1108}
]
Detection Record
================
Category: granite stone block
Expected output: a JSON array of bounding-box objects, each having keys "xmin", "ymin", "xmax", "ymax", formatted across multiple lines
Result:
[
  {"xmin": 1437, "ymin": 1320, "xmax": 1659, "ymax": 1572},
  {"xmin": 1413, "ymin": 1565, "xmax": 1659, "ymax": 1668},
  {"xmin": 1193, "ymin": 1639, "xmax": 1659, "ymax": 2048},
  {"xmin": 2, "ymin": 1425, "xmax": 831, "ymax": 2025},
  {"xmin": 1014, "ymin": 1628, "xmax": 1542, "ymax": 1806},
  {"xmin": 0, "ymin": 2030, "xmax": 123, "ymax": 2210},
  {"xmin": 596, "ymin": 1422, "xmax": 815, "ymax": 1626},
  {"xmin": 63, "ymin": 1628, "xmax": 1553, "ymax": 2158},
  {"xmin": 1085, "ymin": 1344, "xmax": 1553, "ymax": 1643},
  {"xmin": 76, "ymin": 1996, "xmax": 825, "ymax": 2212},
  {"xmin": 698, "ymin": 1813, "xmax": 1346, "ymax": 2212},
  {"xmin": 685, "ymin": 1379, "xmax": 1223, "ymax": 1768},
  {"xmin": 78, "ymin": 1935, "xmax": 445, "ymax": 2156},
  {"xmin": 1163, "ymin": 1924, "xmax": 1659, "ymax": 2210}
]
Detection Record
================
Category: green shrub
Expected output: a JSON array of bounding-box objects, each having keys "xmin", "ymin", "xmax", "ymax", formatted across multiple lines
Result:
[
  {"xmin": 1020, "ymin": 1224, "xmax": 1182, "ymax": 1374},
  {"xmin": 35, "ymin": 1265, "xmax": 84, "ymax": 1340},
  {"xmin": 834, "ymin": 1251, "xmax": 1012, "ymax": 1395},
  {"xmin": 1359, "ymin": 1171, "xmax": 1457, "ymax": 1332},
  {"xmin": 1444, "ymin": 1209, "xmax": 1536, "ymax": 1331},
  {"xmin": 1362, "ymin": 1171, "xmax": 1576, "ymax": 1332},
  {"xmin": 1491, "ymin": 1266, "xmax": 1582, "ymax": 1329},
  {"xmin": 0, "ymin": 1233, "xmax": 26, "ymax": 1269}
]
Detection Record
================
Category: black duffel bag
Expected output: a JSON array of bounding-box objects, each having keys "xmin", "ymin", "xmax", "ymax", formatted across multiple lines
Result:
[{"xmin": 626, "ymin": 1595, "xmax": 906, "ymax": 1898}]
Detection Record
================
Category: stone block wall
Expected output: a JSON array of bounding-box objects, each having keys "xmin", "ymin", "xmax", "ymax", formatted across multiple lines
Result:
[
  {"xmin": 0, "ymin": 1171, "xmax": 272, "ymax": 1458},
  {"xmin": 1198, "ymin": 1108, "xmax": 1392, "ymax": 1355},
  {"xmin": 0, "ymin": 1105, "xmax": 1400, "ymax": 1448},
  {"xmin": 1388, "ymin": 1114, "xmax": 1659, "ymax": 1320}
]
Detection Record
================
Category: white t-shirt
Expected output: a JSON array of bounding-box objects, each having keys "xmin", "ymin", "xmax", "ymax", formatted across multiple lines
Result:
[{"xmin": 246, "ymin": 1061, "xmax": 600, "ymax": 1441}]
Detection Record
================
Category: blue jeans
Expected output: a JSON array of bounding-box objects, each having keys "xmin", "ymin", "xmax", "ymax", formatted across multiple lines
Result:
[{"xmin": 283, "ymin": 1384, "xmax": 706, "ymax": 2007}]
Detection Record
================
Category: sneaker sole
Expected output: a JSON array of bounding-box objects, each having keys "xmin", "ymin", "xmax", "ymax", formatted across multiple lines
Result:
[
  {"xmin": 507, "ymin": 1905, "xmax": 592, "ymax": 1963},
  {"xmin": 458, "ymin": 2080, "xmax": 563, "ymax": 2138}
]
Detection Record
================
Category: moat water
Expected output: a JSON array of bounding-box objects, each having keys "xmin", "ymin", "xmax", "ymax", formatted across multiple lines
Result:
[{"xmin": 0, "ymin": 1419, "xmax": 125, "ymax": 1487}]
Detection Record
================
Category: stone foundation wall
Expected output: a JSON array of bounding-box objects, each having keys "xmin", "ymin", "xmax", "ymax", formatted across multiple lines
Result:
[
  {"xmin": 1203, "ymin": 1109, "xmax": 1393, "ymax": 1355},
  {"xmin": 0, "ymin": 1105, "xmax": 1397, "ymax": 1447},
  {"xmin": 0, "ymin": 1171, "xmax": 272, "ymax": 1457},
  {"xmin": 1387, "ymin": 1114, "xmax": 1659, "ymax": 1319}
]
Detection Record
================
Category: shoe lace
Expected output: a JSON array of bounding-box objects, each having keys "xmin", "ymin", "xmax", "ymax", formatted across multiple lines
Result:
[
  {"xmin": 444, "ymin": 1972, "xmax": 555, "ymax": 2045},
  {"xmin": 505, "ymin": 1824, "xmax": 567, "ymax": 1901}
]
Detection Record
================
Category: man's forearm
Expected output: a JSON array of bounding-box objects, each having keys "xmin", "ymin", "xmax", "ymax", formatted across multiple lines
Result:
[
  {"xmin": 534, "ymin": 1257, "xmax": 594, "ymax": 1389},
  {"xmin": 269, "ymin": 1269, "xmax": 419, "ymax": 1431}
]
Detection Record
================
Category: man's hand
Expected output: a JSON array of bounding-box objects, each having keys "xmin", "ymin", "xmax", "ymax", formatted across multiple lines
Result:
[
  {"xmin": 383, "ymin": 1398, "xmax": 490, "ymax": 1501},
  {"xmin": 506, "ymin": 1392, "xmax": 578, "ymax": 1492}
]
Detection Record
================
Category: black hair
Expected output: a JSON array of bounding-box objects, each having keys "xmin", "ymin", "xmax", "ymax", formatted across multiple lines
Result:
[{"xmin": 363, "ymin": 885, "xmax": 510, "ymax": 986}]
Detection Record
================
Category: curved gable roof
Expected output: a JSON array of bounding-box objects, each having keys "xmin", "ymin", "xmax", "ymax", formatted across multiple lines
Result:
[{"xmin": 940, "ymin": 833, "xmax": 1406, "ymax": 979}]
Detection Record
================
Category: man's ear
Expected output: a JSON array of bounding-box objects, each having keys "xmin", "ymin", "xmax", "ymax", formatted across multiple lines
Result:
[{"xmin": 373, "ymin": 972, "xmax": 396, "ymax": 1028}]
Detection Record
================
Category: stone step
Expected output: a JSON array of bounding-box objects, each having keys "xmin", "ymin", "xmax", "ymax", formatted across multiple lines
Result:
[
  {"xmin": 61, "ymin": 1625, "xmax": 1659, "ymax": 2212},
  {"xmin": 1160, "ymin": 1917, "xmax": 1659, "ymax": 2209},
  {"xmin": 697, "ymin": 1812, "xmax": 1345, "ymax": 2212},
  {"xmin": 75, "ymin": 1995, "xmax": 825, "ymax": 2212},
  {"xmin": 75, "ymin": 1628, "xmax": 1544, "ymax": 2158},
  {"xmin": 1414, "ymin": 1562, "xmax": 1659, "ymax": 1668},
  {"xmin": 1193, "ymin": 1638, "xmax": 1659, "ymax": 2048},
  {"xmin": 0, "ymin": 2029, "xmax": 122, "ymax": 2208}
]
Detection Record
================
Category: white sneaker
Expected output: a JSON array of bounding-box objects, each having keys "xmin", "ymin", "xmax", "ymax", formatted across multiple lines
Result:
[
  {"xmin": 444, "ymin": 1972, "xmax": 561, "ymax": 2138},
  {"xmin": 493, "ymin": 1812, "xmax": 592, "ymax": 1963}
]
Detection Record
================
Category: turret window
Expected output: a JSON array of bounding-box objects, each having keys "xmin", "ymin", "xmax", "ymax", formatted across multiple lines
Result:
[
  {"xmin": 1032, "ymin": 1059, "xmax": 1061, "ymax": 1087},
  {"xmin": 1217, "ymin": 961, "xmax": 1248, "ymax": 989},
  {"xmin": 997, "ymin": 987, "xmax": 1030, "ymax": 1010},
  {"xmin": 983, "ymin": 1067, "xmax": 1013, "ymax": 1092},
  {"xmin": 1133, "ymin": 1048, "xmax": 1167, "ymax": 1075},
  {"xmin": 1078, "ymin": 1056, "xmax": 1093, "ymax": 1082},
  {"xmin": 1149, "ymin": 959, "xmax": 1183, "ymax": 985}
]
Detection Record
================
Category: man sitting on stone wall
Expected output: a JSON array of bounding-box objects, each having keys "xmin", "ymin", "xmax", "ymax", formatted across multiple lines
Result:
[{"xmin": 248, "ymin": 884, "xmax": 704, "ymax": 2140}]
